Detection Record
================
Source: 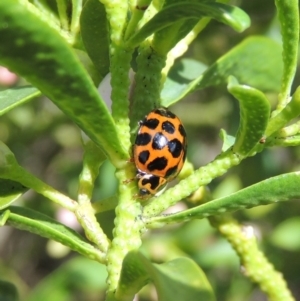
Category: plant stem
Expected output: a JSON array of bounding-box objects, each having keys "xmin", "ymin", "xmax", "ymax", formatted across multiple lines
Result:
[
  {"xmin": 76, "ymin": 141, "xmax": 111, "ymax": 253},
  {"xmin": 105, "ymin": 167, "xmax": 144, "ymax": 299},
  {"xmin": 56, "ymin": 0, "xmax": 69, "ymax": 31},
  {"xmin": 71, "ymin": 0, "xmax": 82, "ymax": 35},
  {"xmin": 13, "ymin": 166, "xmax": 77, "ymax": 211},
  {"xmin": 143, "ymin": 148, "xmax": 241, "ymax": 218},
  {"xmin": 162, "ymin": 17, "xmax": 211, "ymax": 83},
  {"xmin": 210, "ymin": 216, "xmax": 295, "ymax": 301},
  {"xmin": 110, "ymin": 45, "xmax": 132, "ymax": 151},
  {"xmin": 130, "ymin": 42, "xmax": 167, "ymax": 139}
]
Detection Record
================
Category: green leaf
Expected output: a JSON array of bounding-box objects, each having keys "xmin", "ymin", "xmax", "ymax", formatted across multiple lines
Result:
[
  {"xmin": 0, "ymin": 179, "xmax": 28, "ymax": 210},
  {"xmin": 152, "ymin": 258, "xmax": 215, "ymax": 301},
  {"xmin": 147, "ymin": 172, "xmax": 300, "ymax": 227},
  {"xmin": 0, "ymin": 279, "xmax": 19, "ymax": 301},
  {"xmin": 153, "ymin": 18, "xmax": 198, "ymax": 55},
  {"xmin": 197, "ymin": 36, "xmax": 283, "ymax": 91},
  {"xmin": 118, "ymin": 251, "xmax": 215, "ymax": 301},
  {"xmin": 265, "ymin": 86, "xmax": 300, "ymax": 137},
  {"xmin": 270, "ymin": 217, "xmax": 300, "ymax": 251},
  {"xmin": 1, "ymin": 206, "xmax": 104, "ymax": 262},
  {"xmin": 275, "ymin": 0, "xmax": 299, "ymax": 104},
  {"xmin": 161, "ymin": 59, "xmax": 207, "ymax": 107},
  {"xmin": 0, "ymin": 1, "xmax": 127, "ymax": 166},
  {"xmin": 0, "ymin": 141, "xmax": 77, "ymax": 211},
  {"xmin": 161, "ymin": 37, "xmax": 283, "ymax": 105},
  {"xmin": 0, "ymin": 209, "xmax": 10, "ymax": 226},
  {"xmin": 74, "ymin": 48, "xmax": 102, "ymax": 85},
  {"xmin": 127, "ymin": 2, "xmax": 250, "ymax": 47},
  {"xmin": 0, "ymin": 141, "xmax": 19, "ymax": 175},
  {"xmin": 0, "ymin": 86, "xmax": 41, "ymax": 116},
  {"xmin": 25, "ymin": 257, "xmax": 107, "ymax": 301},
  {"xmin": 267, "ymin": 134, "xmax": 300, "ymax": 147},
  {"xmin": 219, "ymin": 129, "xmax": 236, "ymax": 152},
  {"xmin": 228, "ymin": 76, "xmax": 270, "ymax": 156},
  {"xmin": 80, "ymin": 0, "xmax": 110, "ymax": 78}
]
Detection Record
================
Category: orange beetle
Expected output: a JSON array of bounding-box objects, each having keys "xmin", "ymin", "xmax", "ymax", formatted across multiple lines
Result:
[{"xmin": 133, "ymin": 107, "xmax": 187, "ymax": 195}]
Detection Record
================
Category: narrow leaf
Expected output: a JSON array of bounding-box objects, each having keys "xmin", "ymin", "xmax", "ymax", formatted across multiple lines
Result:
[
  {"xmin": 275, "ymin": 0, "xmax": 299, "ymax": 104},
  {"xmin": 127, "ymin": 2, "xmax": 250, "ymax": 47},
  {"xmin": 80, "ymin": 0, "xmax": 110, "ymax": 78},
  {"xmin": 266, "ymin": 86, "xmax": 300, "ymax": 137},
  {"xmin": 0, "ymin": 141, "xmax": 77, "ymax": 211},
  {"xmin": 0, "ymin": 179, "xmax": 28, "ymax": 210},
  {"xmin": 0, "ymin": 209, "xmax": 10, "ymax": 226},
  {"xmin": 228, "ymin": 76, "xmax": 270, "ymax": 156},
  {"xmin": 147, "ymin": 172, "xmax": 300, "ymax": 227},
  {"xmin": 0, "ymin": 1, "xmax": 127, "ymax": 166},
  {"xmin": 196, "ymin": 36, "xmax": 283, "ymax": 91},
  {"xmin": 0, "ymin": 86, "xmax": 41, "ymax": 116},
  {"xmin": 153, "ymin": 18, "xmax": 198, "ymax": 55},
  {"xmin": 161, "ymin": 58, "xmax": 207, "ymax": 107},
  {"xmin": 1, "ymin": 206, "xmax": 104, "ymax": 262},
  {"xmin": 161, "ymin": 37, "xmax": 283, "ymax": 106},
  {"xmin": 219, "ymin": 129, "xmax": 236, "ymax": 152},
  {"xmin": 152, "ymin": 258, "xmax": 215, "ymax": 301},
  {"xmin": 118, "ymin": 251, "xmax": 215, "ymax": 301}
]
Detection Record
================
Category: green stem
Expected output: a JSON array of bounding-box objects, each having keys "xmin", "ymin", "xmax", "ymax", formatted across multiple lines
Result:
[
  {"xmin": 12, "ymin": 166, "xmax": 77, "ymax": 211},
  {"xmin": 274, "ymin": 0, "xmax": 299, "ymax": 109},
  {"xmin": 162, "ymin": 17, "xmax": 210, "ymax": 83},
  {"xmin": 78, "ymin": 140, "xmax": 106, "ymax": 204},
  {"xmin": 110, "ymin": 45, "xmax": 132, "ymax": 151},
  {"xmin": 266, "ymin": 134, "xmax": 300, "ymax": 147},
  {"xmin": 130, "ymin": 42, "xmax": 167, "ymax": 140},
  {"xmin": 71, "ymin": 0, "xmax": 83, "ymax": 35},
  {"xmin": 76, "ymin": 140, "xmax": 110, "ymax": 253},
  {"xmin": 273, "ymin": 121, "xmax": 300, "ymax": 138},
  {"xmin": 0, "ymin": 209, "xmax": 10, "ymax": 226},
  {"xmin": 56, "ymin": 0, "xmax": 69, "ymax": 31},
  {"xmin": 100, "ymin": 0, "xmax": 132, "ymax": 151},
  {"xmin": 266, "ymin": 86, "xmax": 300, "ymax": 137},
  {"xmin": 105, "ymin": 167, "xmax": 143, "ymax": 299},
  {"xmin": 133, "ymin": 0, "xmax": 162, "ymax": 29},
  {"xmin": 124, "ymin": 0, "xmax": 152, "ymax": 40},
  {"xmin": 100, "ymin": 0, "xmax": 128, "ymax": 44},
  {"xmin": 146, "ymin": 172, "xmax": 300, "ymax": 228},
  {"xmin": 0, "ymin": 141, "xmax": 76, "ymax": 210},
  {"xmin": 75, "ymin": 204, "xmax": 111, "ymax": 253},
  {"xmin": 143, "ymin": 148, "xmax": 241, "ymax": 218},
  {"xmin": 210, "ymin": 216, "xmax": 295, "ymax": 301}
]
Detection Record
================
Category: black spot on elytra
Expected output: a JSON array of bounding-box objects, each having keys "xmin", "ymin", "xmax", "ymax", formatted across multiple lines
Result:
[
  {"xmin": 147, "ymin": 157, "xmax": 168, "ymax": 171},
  {"xmin": 162, "ymin": 121, "xmax": 175, "ymax": 134},
  {"xmin": 152, "ymin": 133, "xmax": 168, "ymax": 150},
  {"xmin": 141, "ymin": 176, "xmax": 160, "ymax": 189},
  {"xmin": 143, "ymin": 118, "xmax": 159, "ymax": 129},
  {"xmin": 179, "ymin": 124, "xmax": 186, "ymax": 137},
  {"xmin": 138, "ymin": 150, "xmax": 150, "ymax": 164},
  {"xmin": 168, "ymin": 138, "xmax": 182, "ymax": 158},
  {"xmin": 135, "ymin": 133, "xmax": 152, "ymax": 145},
  {"xmin": 154, "ymin": 108, "xmax": 176, "ymax": 118},
  {"xmin": 165, "ymin": 166, "xmax": 178, "ymax": 177}
]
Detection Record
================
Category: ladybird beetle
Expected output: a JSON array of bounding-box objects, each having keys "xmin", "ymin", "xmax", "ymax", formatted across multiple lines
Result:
[{"xmin": 133, "ymin": 107, "xmax": 187, "ymax": 195}]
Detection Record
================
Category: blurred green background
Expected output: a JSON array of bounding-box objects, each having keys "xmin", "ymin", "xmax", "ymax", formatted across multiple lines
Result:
[{"xmin": 0, "ymin": 0, "xmax": 300, "ymax": 300}]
